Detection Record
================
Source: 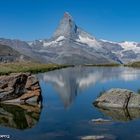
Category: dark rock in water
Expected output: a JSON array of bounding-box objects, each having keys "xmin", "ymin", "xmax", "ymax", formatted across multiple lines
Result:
[
  {"xmin": 0, "ymin": 73, "xmax": 41, "ymax": 103},
  {"xmin": 0, "ymin": 103, "xmax": 41, "ymax": 129},
  {"xmin": 93, "ymin": 88, "xmax": 140, "ymax": 109}
]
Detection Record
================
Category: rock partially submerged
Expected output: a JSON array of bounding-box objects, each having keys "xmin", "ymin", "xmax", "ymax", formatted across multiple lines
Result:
[
  {"xmin": 94, "ymin": 88, "xmax": 140, "ymax": 109},
  {"xmin": 0, "ymin": 73, "xmax": 42, "ymax": 103}
]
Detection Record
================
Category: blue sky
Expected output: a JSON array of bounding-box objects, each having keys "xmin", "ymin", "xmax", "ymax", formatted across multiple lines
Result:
[{"xmin": 0, "ymin": 0, "xmax": 140, "ymax": 42}]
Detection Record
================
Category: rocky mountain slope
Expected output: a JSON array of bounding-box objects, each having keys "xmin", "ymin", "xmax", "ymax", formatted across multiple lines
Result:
[
  {"xmin": 0, "ymin": 44, "xmax": 32, "ymax": 62},
  {"xmin": 0, "ymin": 12, "xmax": 140, "ymax": 64}
]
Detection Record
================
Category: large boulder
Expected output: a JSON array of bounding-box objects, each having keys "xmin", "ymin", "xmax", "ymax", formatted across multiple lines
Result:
[
  {"xmin": 94, "ymin": 88, "xmax": 140, "ymax": 109},
  {"xmin": 0, "ymin": 73, "xmax": 41, "ymax": 103}
]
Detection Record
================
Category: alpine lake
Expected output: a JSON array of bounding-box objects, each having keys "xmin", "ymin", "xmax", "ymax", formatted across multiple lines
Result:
[{"xmin": 1, "ymin": 66, "xmax": 140, "ymax": 140}]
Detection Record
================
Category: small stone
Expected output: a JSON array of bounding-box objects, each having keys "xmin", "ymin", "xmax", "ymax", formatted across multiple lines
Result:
[
  {"xmin": 81, "ymin": 135, "xmax": 105, "ymax": 140},
  {"xmin": 91, "ymin": 118, "xmax": 111, "ymax": 124},
  {"xmin": 81, "ymin": 134, "xmax": 116, "ymax": 140}
]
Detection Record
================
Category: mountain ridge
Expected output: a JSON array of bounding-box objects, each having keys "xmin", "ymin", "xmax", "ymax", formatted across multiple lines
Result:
[{"xmin": 0, "ymin": 12, "xmax": 140, "ymax": 64}]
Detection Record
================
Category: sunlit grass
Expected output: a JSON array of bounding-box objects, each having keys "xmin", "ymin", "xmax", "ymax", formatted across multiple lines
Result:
[{"xmin": 0, "ymin": 62, "xmax": 69, "ymax": 75}]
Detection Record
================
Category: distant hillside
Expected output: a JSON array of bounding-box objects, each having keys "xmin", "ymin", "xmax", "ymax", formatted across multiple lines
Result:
[{"xmin": 0, "ymin": 44, "xmax": 31, "ymax": 63}]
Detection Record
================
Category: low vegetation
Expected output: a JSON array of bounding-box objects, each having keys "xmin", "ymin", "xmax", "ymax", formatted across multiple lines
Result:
[
  {"xmin": 84, "ymin": 63, "xmax": 121, "ymax": 67},
  {"xmin": 0, "ymin": 62, "xmax": 70, "ymax": 75},
  {"xmin": 1, "ymin": 61, "xmax": 140, "ymax": 76},
  {"xmin": 124, "ymin": 61, "xmax": 140, "ymax": 67}
]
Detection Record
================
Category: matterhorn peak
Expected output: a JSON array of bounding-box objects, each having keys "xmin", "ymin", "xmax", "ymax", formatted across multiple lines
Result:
[
  {"xmin": 53, "ymin": 12, "xmax": 78, "ymax": 38},
  {"xmin": 63, "ymin": 12, "xmax": 73, "ymax": 20}
]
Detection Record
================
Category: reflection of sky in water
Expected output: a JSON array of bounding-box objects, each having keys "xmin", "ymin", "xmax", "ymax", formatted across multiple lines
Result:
[{"xmin": 1, "ymin": 67, "xmax": 140, "ymax": 140}]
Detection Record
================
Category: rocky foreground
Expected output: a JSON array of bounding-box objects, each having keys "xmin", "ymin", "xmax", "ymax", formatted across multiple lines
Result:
[
  {"xmin": 94, "ymin": 88, "xmax": 140, "ymax": 109},
  {"xmin": 0, "ymin": 73, "xmax": 41, "ymax": 103}
]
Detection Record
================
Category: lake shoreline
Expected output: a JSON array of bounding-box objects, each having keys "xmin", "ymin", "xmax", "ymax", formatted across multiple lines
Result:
[{"xmin": 1, "ymin": 62, "xmax": 140, "ymax": 76}]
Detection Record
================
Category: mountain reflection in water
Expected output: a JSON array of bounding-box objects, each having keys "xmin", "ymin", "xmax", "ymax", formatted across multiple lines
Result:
[
  {"xmin": 0, "ymin": 103, "xmax": 41, "ymax": 130},
  {"xmin": 1, "ymin": 67, "xmax": 140, "ymax": 140},
  {"xmin": 38, "ymin": 66, "xmax": 140, "ymax": 108}
]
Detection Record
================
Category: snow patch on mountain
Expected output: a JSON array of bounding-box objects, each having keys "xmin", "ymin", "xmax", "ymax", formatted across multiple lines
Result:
[
  {"xmin": 119, "ymin": 41, "xmax": 140, "ymax": 53},
  {"xmin": 43, "ymin": 36, "xmax": 65, "ymax": 47},
  {"xmin": 76, "ymin": 35, "xmax": 100, "ymax": 48},
  {"xmin": 100, "ymin": 39, "xmax": 140, "ymax": 54},
  {"xmin": 28, "ymin": 42, "xmax": 33, "ymax": 46},
  {"xmin": 100, "ymin": 39, "xmax": 118, "ymax": 44}
]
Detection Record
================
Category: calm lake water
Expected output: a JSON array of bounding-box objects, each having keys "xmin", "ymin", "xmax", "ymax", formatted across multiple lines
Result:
[{"xmin": 1, "ymin": 66, "xmax": 140, "ymax": 140}]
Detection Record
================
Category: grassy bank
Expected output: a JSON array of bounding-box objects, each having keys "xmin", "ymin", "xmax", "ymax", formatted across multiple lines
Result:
[
  {"xmin": 124, "ymin": 61, "xmax": 140, "ymax": 67},
  {"xmin": 2, "ymin": 61, "xmax": 140, "ymax": 76},
  {"xmin": 0, "ymin": 62, "xmax": 70, "ymax": 75}
]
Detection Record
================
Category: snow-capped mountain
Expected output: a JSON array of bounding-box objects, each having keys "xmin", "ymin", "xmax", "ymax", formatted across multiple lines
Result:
[
  {"xmin": 29, "ymin": 12, "xmax": 120, "ymax": 64},
  {"xmin": 0, "ymin": 12, "xmax": 140, "ymax": 64},
  {"xmin": 29, "ymin": 12, "xmax": 140, "ymax": 64}
]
